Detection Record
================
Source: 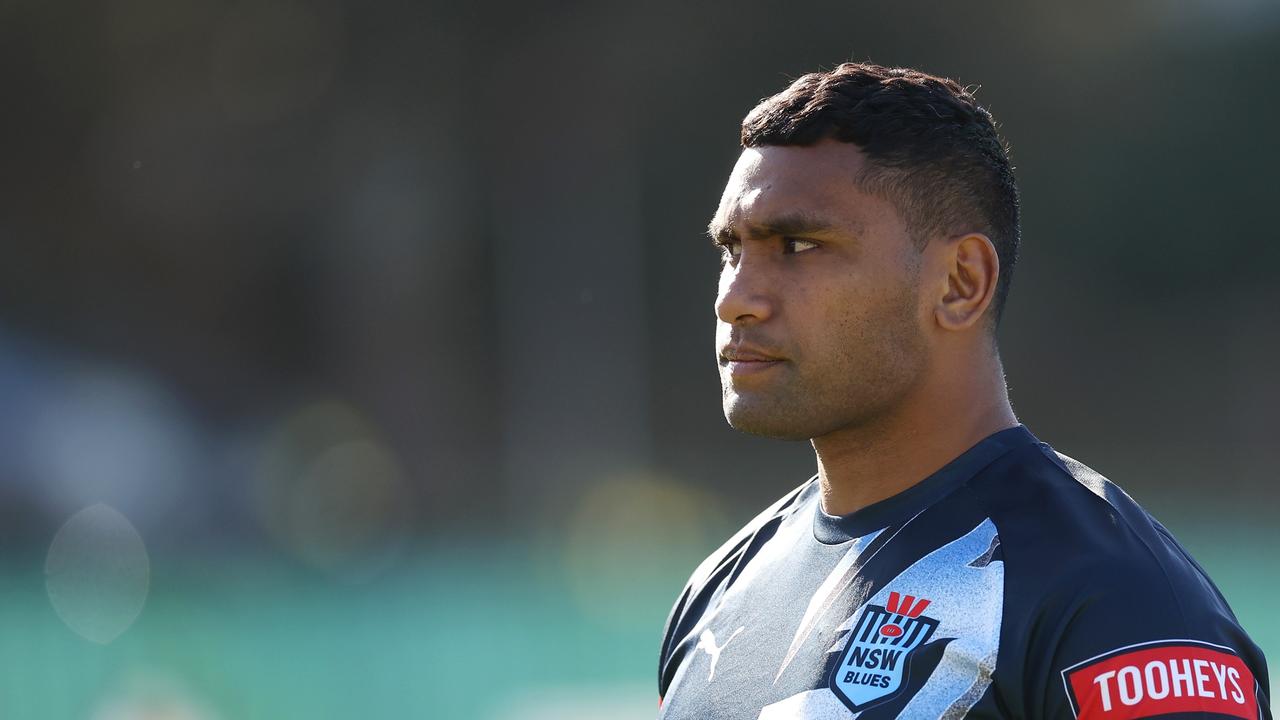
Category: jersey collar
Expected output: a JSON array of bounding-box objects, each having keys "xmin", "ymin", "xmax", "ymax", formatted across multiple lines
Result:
[{"xmin": 812, "ymin": 423, "xmax": 1041, "ymax": 544}]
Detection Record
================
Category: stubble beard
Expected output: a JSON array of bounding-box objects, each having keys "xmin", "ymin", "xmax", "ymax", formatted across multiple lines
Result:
[{"xmin": 720, "ymin": 285, "xmax": 929, "ymax": 442}]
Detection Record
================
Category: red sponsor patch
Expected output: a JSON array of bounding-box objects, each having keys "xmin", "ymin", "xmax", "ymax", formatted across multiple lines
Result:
[{"xmin": 1062, "ymin": 640, "xmax": 1257, "ymax": 719}]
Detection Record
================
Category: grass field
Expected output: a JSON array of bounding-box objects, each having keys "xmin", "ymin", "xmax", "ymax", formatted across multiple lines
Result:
[{"xmin": 0, "ymin": 519, "xmax": 1272, "ymax": 719}]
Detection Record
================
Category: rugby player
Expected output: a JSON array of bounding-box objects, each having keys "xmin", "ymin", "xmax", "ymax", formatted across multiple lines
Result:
[{"xmin": 656, "ymin": 62, "xmax": 1271, "ymax": 719}]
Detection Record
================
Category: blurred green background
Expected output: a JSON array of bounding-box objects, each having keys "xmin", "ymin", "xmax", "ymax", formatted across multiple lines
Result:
[{"xmin": 0, "ymin": 0, "xmax": 1276, "ymax": 717}]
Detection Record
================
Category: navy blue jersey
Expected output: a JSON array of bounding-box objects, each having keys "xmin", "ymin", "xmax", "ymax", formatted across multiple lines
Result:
[{"xmin": 657, "ymin": 424, "xmax": 1270, "ymax": 719}]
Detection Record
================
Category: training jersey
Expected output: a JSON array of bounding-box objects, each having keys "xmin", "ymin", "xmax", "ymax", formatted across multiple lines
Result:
[{"xmin": 657, "ymin": 424, "xmax": 1271, "ymax": 719}]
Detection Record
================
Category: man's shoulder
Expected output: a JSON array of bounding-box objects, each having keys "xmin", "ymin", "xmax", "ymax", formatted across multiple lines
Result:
[
  {"xmin": 979, "ymin": 442, "xmax": 1198, "ymax": 576},
  {"xmin": 986, "ymin": 442, "xmax": 1257, "ymax": 661},
  {"xmin": 657, "ymin": 476, "xmax": 817, "ymax": 697},
  {"xmin": 972, "ymin": 440, "xmax": 1247, "ymax": 632},
  {"xmin": 975, "ymin": 443, "xmax": 1270, "ymax": 718}
]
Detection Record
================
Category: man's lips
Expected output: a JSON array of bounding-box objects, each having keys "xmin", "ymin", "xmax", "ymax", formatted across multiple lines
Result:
[
  {"xmin": 719, "ymin": 345, "xmax": 786, "ymax": 376},
  {"xmin": 721, "ymin": 349, "xmax": 780, "ymax": 361}
]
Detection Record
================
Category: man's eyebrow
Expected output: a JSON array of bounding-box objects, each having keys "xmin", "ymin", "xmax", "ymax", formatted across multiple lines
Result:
[
  {"xmin": 707, "ymin": 211, "xmax": 850, "ymax": 244},
  {"xmin": 753, "ymin": 211, "xmax": 843, "ymax": 238},
  {"xmin": 707, "ymin": 218, "xmax": 732, "ymax": 245}
]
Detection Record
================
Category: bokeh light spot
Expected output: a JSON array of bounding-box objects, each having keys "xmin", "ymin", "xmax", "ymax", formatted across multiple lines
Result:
[
  {"xmin": 91, "ymin": 667, "xmax": 222, "ymax": 720},
  {"xmin": 561, "ymin": 471, "xmax": 726, "ymax": 624},
  {"xmin": 253, "ymin": 400, "xmax": 412, "ymax": 583},
  {"xmin": 45, "ymin": 503, "xmax": 150, "ymax": 644}
]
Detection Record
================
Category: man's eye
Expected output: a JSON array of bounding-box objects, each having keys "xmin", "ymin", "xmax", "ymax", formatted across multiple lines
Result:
[
  {"xmin": 717, "ymin": 241, "xmax": 741, "ymax": 261},
  {"xmin": 783, "ymin": 238, "xmax": 819, "ymax": 254}
]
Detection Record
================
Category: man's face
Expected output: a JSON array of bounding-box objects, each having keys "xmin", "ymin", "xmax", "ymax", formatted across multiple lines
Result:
[{"xmin": 711, "ymin": 139, "xmax": 932, "ymax": 441}]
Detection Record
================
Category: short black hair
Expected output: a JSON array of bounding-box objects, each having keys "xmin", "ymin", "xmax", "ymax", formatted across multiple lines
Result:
[{"xmin": 741, "ymin": 62, "xmax": 1021, "ymax": 329}]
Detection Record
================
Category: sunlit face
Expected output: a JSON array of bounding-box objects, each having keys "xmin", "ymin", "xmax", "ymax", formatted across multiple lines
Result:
[{"xmin": 711, "ymin": 139, "xmax": 933, "ymax": 440}]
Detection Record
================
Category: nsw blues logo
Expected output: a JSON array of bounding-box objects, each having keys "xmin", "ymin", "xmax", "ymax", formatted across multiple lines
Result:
[{"xmin": 830, "ymin": 591, "xmax": 939, "ymax": 712}]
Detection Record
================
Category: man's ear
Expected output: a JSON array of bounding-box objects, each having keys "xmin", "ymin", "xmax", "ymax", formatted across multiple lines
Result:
[{"xmin": 933, "ymin": 233, "xmax": 1000, "ymax": 331}]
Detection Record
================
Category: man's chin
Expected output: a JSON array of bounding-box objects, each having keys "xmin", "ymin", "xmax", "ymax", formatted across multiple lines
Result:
[{"xmin": 722, "ymin": 401, "xmax": 816, "ymax": 442}]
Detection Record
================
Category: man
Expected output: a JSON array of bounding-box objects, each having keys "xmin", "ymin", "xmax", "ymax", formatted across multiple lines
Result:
[{"xmin": 656, "ymin": 63, "xmax": 1271, "ymax": 719}]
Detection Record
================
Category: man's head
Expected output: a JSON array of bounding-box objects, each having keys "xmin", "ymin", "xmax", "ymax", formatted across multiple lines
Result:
[{"xmin": 712, "ymin": 63, "xmax": 1020, "ymax": 440}]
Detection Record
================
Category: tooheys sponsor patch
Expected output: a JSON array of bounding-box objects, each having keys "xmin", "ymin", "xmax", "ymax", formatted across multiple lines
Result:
[{"xmin": 1061, "ymin": 640, "xmax": 1258, "ymax": 719}]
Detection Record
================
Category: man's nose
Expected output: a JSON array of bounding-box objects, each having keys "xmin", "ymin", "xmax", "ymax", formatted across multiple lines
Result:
[{"xmin": 715, "ymin": 256, "xmax": 775, "ymax": 325}]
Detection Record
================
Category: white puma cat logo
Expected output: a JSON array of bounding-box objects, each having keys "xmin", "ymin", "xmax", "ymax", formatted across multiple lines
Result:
[{"xmin": 696, "ymin": 626, "xmax": 745, "ymax": 681}]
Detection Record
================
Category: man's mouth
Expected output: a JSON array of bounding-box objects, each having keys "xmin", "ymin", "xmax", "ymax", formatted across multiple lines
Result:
[{"xmin": 719, "ymin": 345, "xmax": 786, "ymax": 376}]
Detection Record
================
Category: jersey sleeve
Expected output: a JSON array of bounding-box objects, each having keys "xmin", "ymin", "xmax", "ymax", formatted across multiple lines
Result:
[{"xmin": 1037, "ymin": 546, "xmax": 1271, "ymax": 720}]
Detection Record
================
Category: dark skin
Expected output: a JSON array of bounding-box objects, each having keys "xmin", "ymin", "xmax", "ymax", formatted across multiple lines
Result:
[{"xmin": 710, "ymin": 138, "xmax": 1018, "ymax": 517}]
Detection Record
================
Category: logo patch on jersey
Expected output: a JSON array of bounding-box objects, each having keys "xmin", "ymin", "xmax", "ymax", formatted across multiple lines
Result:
[
  {"xmin": 829, "ymin": 591, "xmax": 939, "ymax": 712},
  {"xmin": 1060, "ymin": 639, "xmax": 1258, "ymax": 719}
]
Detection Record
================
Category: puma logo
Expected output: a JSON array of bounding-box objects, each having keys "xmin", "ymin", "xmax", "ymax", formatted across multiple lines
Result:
[{"xmin": 697, "ymin": 626, "xmax": 745, "ymax": 681}]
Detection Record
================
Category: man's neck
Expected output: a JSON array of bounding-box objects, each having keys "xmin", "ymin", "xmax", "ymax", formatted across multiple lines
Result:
[{"xmin": 812, "ymin": 354, "xmax": 1017, "ymax": 518}]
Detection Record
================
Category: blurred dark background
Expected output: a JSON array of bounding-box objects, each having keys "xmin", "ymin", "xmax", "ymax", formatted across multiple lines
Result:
[{"xmin": 1, "ymin": 0, "xmax": 1276, "ymax": 717}]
